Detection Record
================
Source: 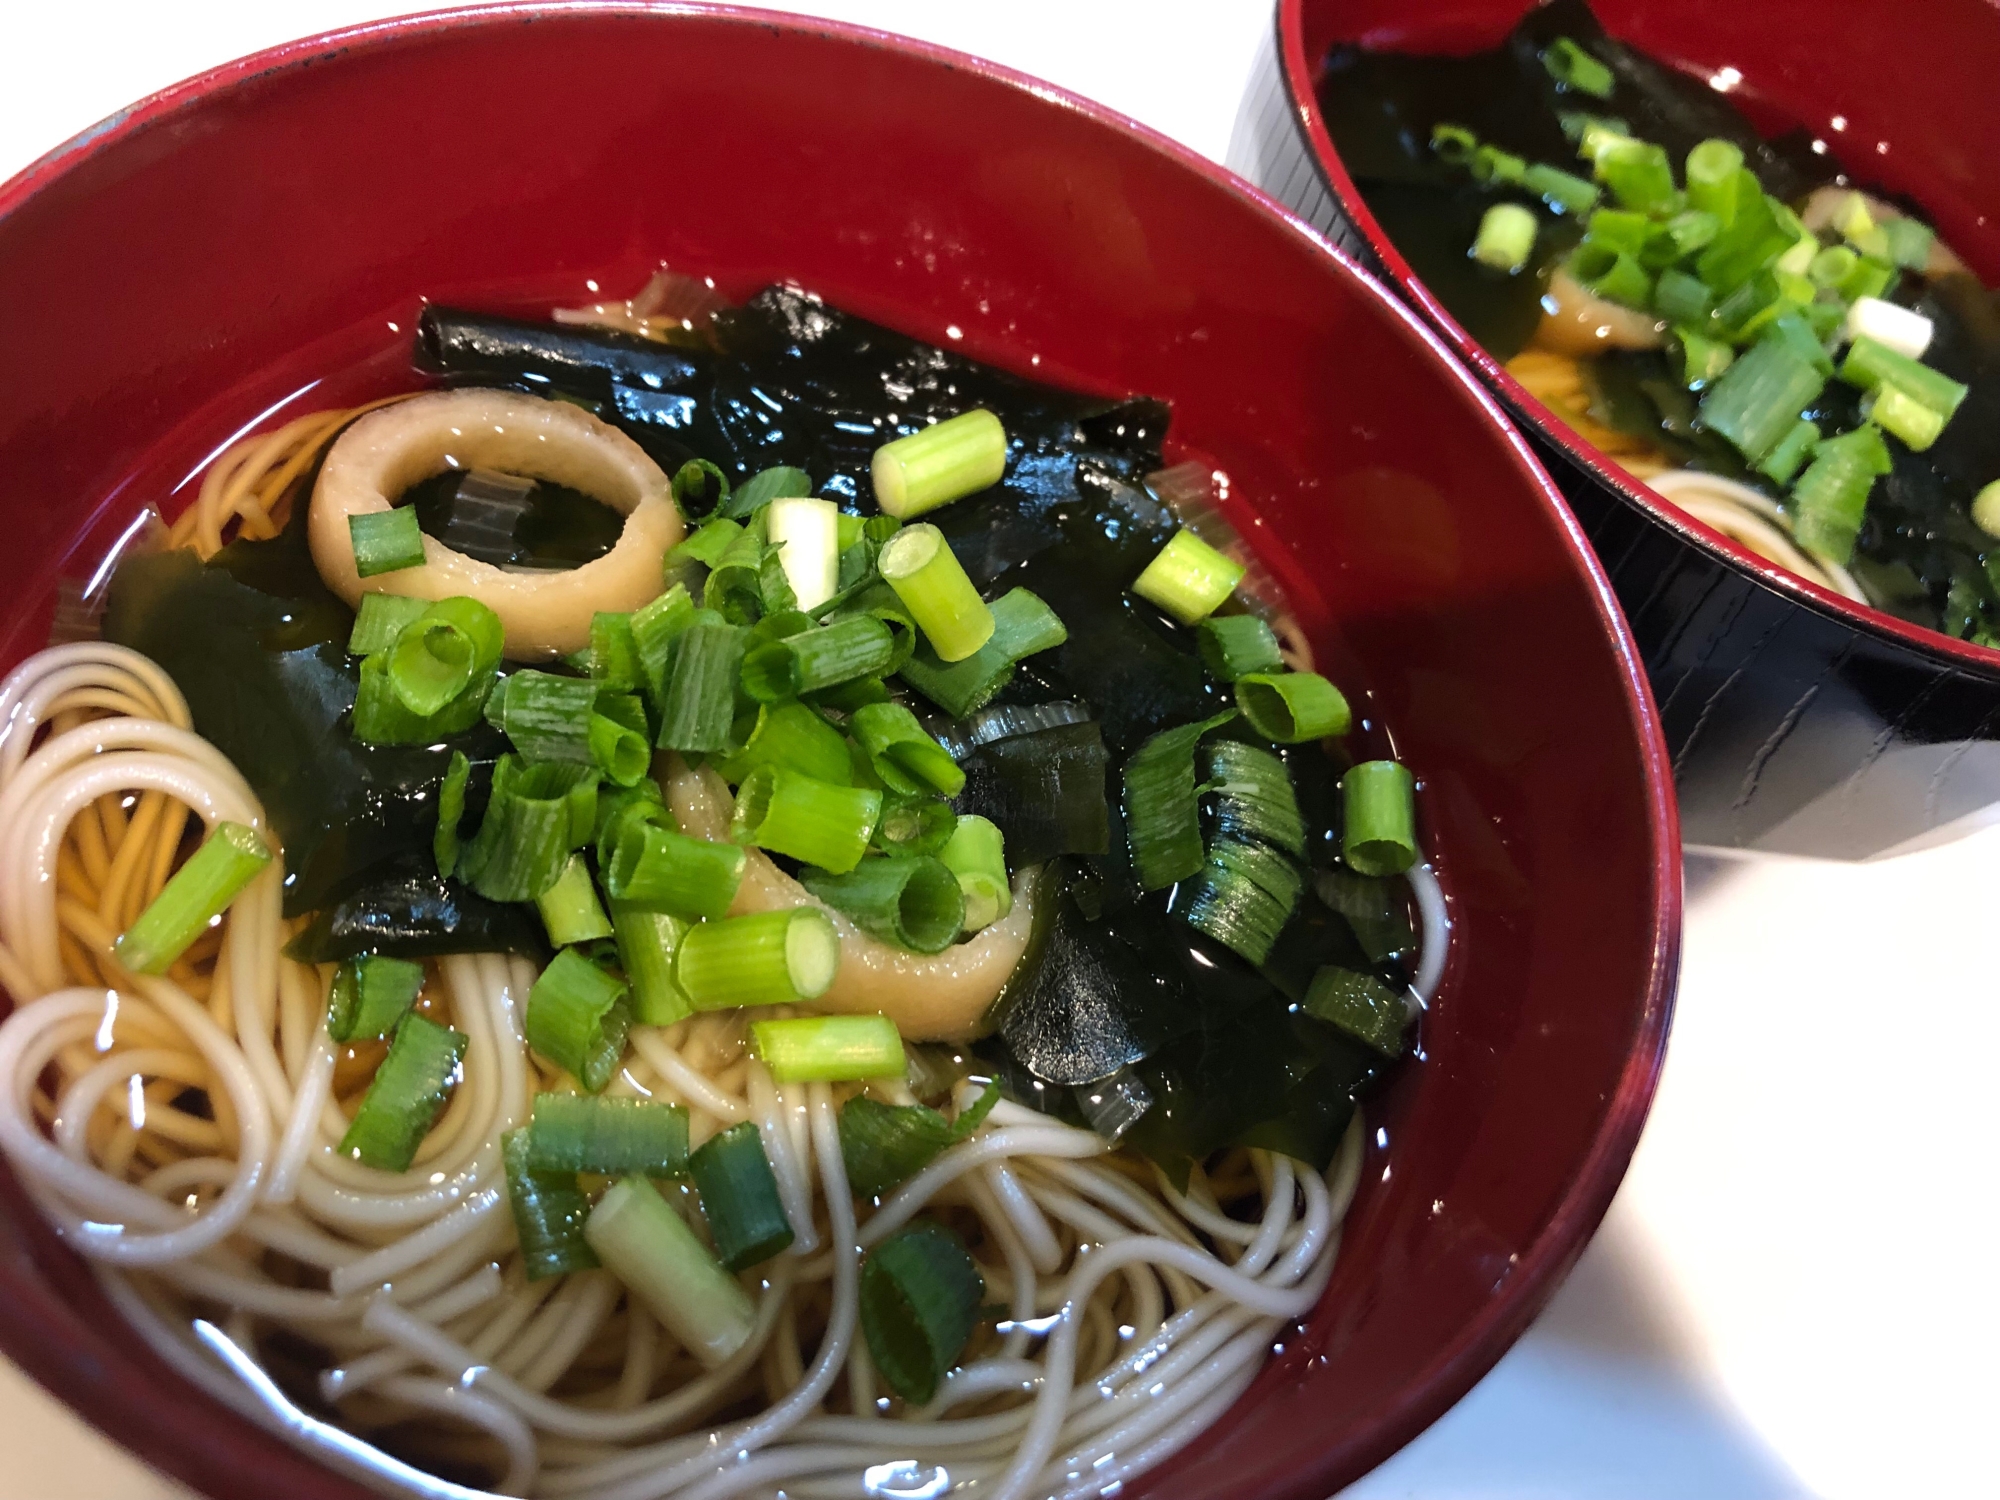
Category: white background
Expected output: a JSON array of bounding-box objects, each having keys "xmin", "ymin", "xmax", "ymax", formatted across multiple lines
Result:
[{"xmin": 2, "ymin": 3, "xmax": 1995, "ymax": 1496}]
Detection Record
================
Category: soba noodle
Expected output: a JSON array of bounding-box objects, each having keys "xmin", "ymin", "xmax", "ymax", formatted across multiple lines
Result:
[{"xmin": 0, "ymin": 398, "xmax": 1422, "ymax": 1498}]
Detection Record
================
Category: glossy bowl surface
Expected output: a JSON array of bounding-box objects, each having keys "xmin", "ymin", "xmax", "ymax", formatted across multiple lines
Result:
[
  {"xmin": 0, "ymin": 7, "xmax": 1678, "ymax": 1498},
  {"xmin": 1246, "ymin": 0, "xmax": 2000, "ymax": 857}
]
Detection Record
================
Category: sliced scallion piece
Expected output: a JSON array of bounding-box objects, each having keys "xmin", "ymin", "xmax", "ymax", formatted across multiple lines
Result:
[
  {"xmin": 937, "ymin": 814, "xmax": 1009, "ymax": 933},
  {"xmin": 671, "ymin": 458, "xmax": 730, "ymax": 519},
  {"xmin": 502, "ymin": 1127, "xmax": 599, "ymax": 1281},
  {"xmin": 610, "ymin": 903, "xmax": 693, "ymax": 1026},
  {"xmin": 1684, "ymin": 139, "xmax": 1744, "ymax": 222},
  {"xmin": 1865, "ymin": 385, "xmax": 1947, "ymax": 451},
  {"xmin": 351, "ymin": 650, "xmax": 490, "ymax": 745},
  {"xmin": 657, "ymin": 612, "xmax": 751, "ymax": 753},
  {"xmin": 1196, "ymin": 614, "xmax": 1284, "ymax": 682},
  {"xmin": 1973, "ymin": 480, "xmax": 2000, "ymax": 539},
  {"xmin": 799, "ymin": 855, "xmax": 965, "ymax": 955},
  {"xmin": 871, "ymin": 409, "xmax": 1008, "ymax": 520},
  {"xmin": 349, "ymin": 507, "xmax": 427, "ymax": 578},
  {"xmin": 326, "ymin": 954, "xmax": 426, "ymax": 1043},
  {"xmin": 1130, "ymin": 529, "xmax": 1245, "ymax": 626},
  {"xmin": 1235, "ymin": 672, "xmax": 1351, "ymax": 743},
  {"xmin": 524, "ymin": 949, "xmax": 632, "ymax": 1093},
  {"xmin": 536, "ymin": 852, "xmax": 614, "ymax": 947},
  {"xmin": 740, "ymin": 615, "xmax": 895, "ymax": 702},
  {"xmin": 1203, "ymin": 740, "xmax": 1305, "ymax": 856},
  {"xmin": 114, "ymin": 821, "xmax": 272, "ymax": 975},
  {"xmin": 715, "ymin": 700, "xmax": 855, "ymax": 787},
  {"xmin": 632, "ymin": 583, "xmax": 697, "ymax": 709},
  {"xmin": 750, "ymin": 1013, "xmax": 906, "ymax": 1083},
  {"xmin": 872, "ymin": 795, "xmax": 959, "ymax": 859},
  {"xmin": 850, "ymin": 702, "xmax": 966, "ymax": 798},
  {"xmin": 527, "ymin": 1092, "xmax": 690, "ymax": 1176},
  {"xmin": 896, "ymin": 586, "xmax": 1066, "ymax": 718},
  {"xmin": 1698, "ymin": 334, "xmax": 1828, "ymax": 467},
  {"xmin": 1883, "ymin": 217, "xmax": 1935, "ymax": 271},
  {"xmin": 766, "ymin": 495, "xmax": 842, "ymax": 612},
  {"xmin": 1471, "ymin": 203, "xmax": 1537, "ymax": 274},
  {"xmin": 721, "ymin": 465, "xmax": 812, "ymax": 521},
  {"xmin": 1316, "ymin": 866, "xmax": 1415, "ymax": 963},
  {"xmin": 1122, "ymin": 710, "xmax": 1237, "ymax": 891},
  {"xmin": 605, "ymin": 821, "xmax": 746, "ymax": 921},
  {"xmin": 1342, "ymin": 760, "xmax": 1418, "ymax": 878},
  {"xmin": 879, "ymin": 524, "xmax": 994, "ymax": 663},
  {"xmin": 588, "ymin": 611, "xmax": 644, "ymax": 692},
  {"xmin": 859, "ymin": 1221, "xmax": 985, "ymax": 1406},
  {"xmin": 1791, "ymin": 424, "xmax": 1893, "ymax": 565},
  {"xmin": 677, "ymin": 908, "xmax": 841, "ymax": 1010},
  {"xmin": 585, "ymin": 1177, "xmax": 756, "ymax": 1369},
  {"xmin": 1521, "ymin": 162, "xmax": 1599, "ymax": 216},
  {"xmin": 457, "ymin": 757, "xmax": 597, "ymax": 903},
  {"xmin": 588, "ymin": 694, "xmax": 651, "ymax": 787},
  {"xmin": 1303, "ymin": 965, "xmax": 1408, "ymax": 1057},
  {"xmin": 1180, "ymin": 835, "xmax": 1303, "ymax": 966},
  {"xmin": 839, "ymin": 1080, "xmax": 1000, "ymax": 1198},
  {"xmin": 688, "ymin": 1120, "xmax": 795, "ymax": 1270},
  {"xmin": 669, "ymin": 515, "xmax": 744, "ymax": 569},
  {"xmin": 1541, "ymin": 35, "xmax": 1614, "ymax": 98},
  {"xmin": 383, "ymin": 597, "xmax": 504, "ymax": 717},
  {"xmin": 730, "ymin": 765, "xmax": 881, "ymax": 874},
  {"xmin": 1839, "ymin": 335, "xmax": 1970, "ymax": 422},
  {"xmin": 486, "ymin": 670, "xmax": 598, "ymax": 764},
  {"xmin": 433, "ymin": 749, "xmax": 471, "ymax": 878},
  {"xmin": 1757, "ymin": 419, "xmax": 1821, "ymax": 486},
  {"xmin": 347, "ymin": 592, "xmax": 429, "ymax": 657},
  {"xmin": 1652, "ymin": 268, "xmax": 1712, "ymax": 326},
  {"xmin": 338, "ymin": 1013, "xmax": 467, "ymax": 1171}
]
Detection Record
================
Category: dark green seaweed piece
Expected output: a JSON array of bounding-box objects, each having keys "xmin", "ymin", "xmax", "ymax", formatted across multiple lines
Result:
[
  {"xmin": 285, "ymin": 856, "xmax": 551, "ymax": 965},
  {"xmin": 403, "ymin": 469, "xmax": 625, "ymax": 571},
  {"xmin": 101, "ymin": 509, "xmax": 506, "ymax": 916},
  {"xmin": 950, "ymin": 720, "xmax": 1109, "ymax": 868}
]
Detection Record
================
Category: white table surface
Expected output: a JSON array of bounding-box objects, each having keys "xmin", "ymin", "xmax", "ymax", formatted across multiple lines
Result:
[{"xmin": 3, "ymin": 2, "xmax": 1993, "ymax": 1495}]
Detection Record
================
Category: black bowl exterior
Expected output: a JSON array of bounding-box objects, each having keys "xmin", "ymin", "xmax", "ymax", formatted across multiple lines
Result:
[{"xmin": 1234, "ymin": 10, "xmax": 2000, "ymax": 859}]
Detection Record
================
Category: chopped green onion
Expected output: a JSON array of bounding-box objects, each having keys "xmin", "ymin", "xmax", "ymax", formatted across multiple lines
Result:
[
  {"xmin": 1757, "ymin": 419, "xmax": 1821, "ymax": 486},
  {"xmin": 1675, "ymin": 328, "xmax": 1735, "ymax": 389},
  {"xmin": 1196, "ymin": 614, "xmax": 1284, "ymax": 682},
  {"xmin": 1791, "ymin": 424, "xmax": 1892, "ymax": 565},
  {"xmin": 840, "ymin": 1081, "xmax": 1000, "ymax": 1198},
  {"xmin": 1974, "ymin": 480, "xmax": 2000, "ymax": 539},
  {"xmin": 1761, "ymin": 311, "xmax": 1834, "ymax": 378},
  {"xmin": 1203, "ymin": 740, "xmax": 1304, "ymax": 856},
  {"xmin": 850, "ymin": 703, "xmax": 965, "ymax": 798},
  {"xmin": 1883, "ymin": 217, "xmax": 1935, "ymax": 271},
  {"xmin": 750, "ymin": 1014, "xmax": 905, "ymax": 1083},
  {"xmin": 536, "ymin": 852, "xmax": 614, "ymax": 946},
  {"xmin": 1658, "ymin": 209, "xmax": 1721, "ymax": 262},
  {"xmin": 677, "ymin": 908, "xmax": 841, "ymax": 1010},
  {"xmin": 326, "ymin": 954, "xmax": 426, "ymax": 1043},
  {"xmin": 605, "ymin": 821, "xmax": 746, "ymax": 921},
  {"xmin": 671, "ymin": 458, "xmax": 731, "ymax": 519},
  {"xmin": 1568, "ymin": 240, "xmax": 1652, "ymax": 309},
  {"xmin": 1302, "ymin": 965, "xmax": 1407, "ymax": 1056},
  {"xmin": 1469, "ymin": 144, "xmax": 1526, "ymax": 186},
  {"xmin": 588, "ymin": 701, "xmax": 651, "ymax": 787},
  {"xmin": 502, "ymin": 1128, "xmax": 598, "ymax": 1281},
  {"xmin": 457, "ymin": 757, "xmax": 597, "ymax": 903},
  {"xmin": 524, "ymin": 949, "xmax": 632, "ymax": 1093},
  {"xmin": 812, "ymin": 675, "xmax": 891, "ymax": 713},
  {"xmin": 1865, "ymin": 384, "xmax": 1947, "ymax": 451},
  {"xmin": 1471, "ymin": 203, "xmax": 1537, "ymax": 274},
  {"xmin": 1596, "ymin": 139, "xmax": 1674, "ymax": 214},
  {"xmin": 1839, "ymin": 335, "xmax": 1970, "ymax": 422},
  {"xmin": 1179, "ymin": 835, "xmax": 1303, "ymax": 966},
  {"xmin": 800, "ymin": 856, "xmax": 964, "ymax": 955},
  {"xmin": 1833, "ymin": 190, "xmax": 1876, "ymax": 242},
  {"xmin": 1698, "ymin": 335, "xmax": 1828, "ymax": 467},
  {"xmin": 721, "ymin": 465, "xmax": 813, "ymax": 521},
  {"xmin": 338, "ymin": 1013, "xmax": 467, "ymax": 1171},
  {"xmin": 1235, "ymin": 671, "xmax": 1351, "ymax": 743},
  {"xmin": 1653, "ymin": 268, "xmax": 1713, "ymax": 326},
  {"xmin": 1130, "ymin": 529, "xmax": 1245, "ymax": 626},
  {"xmin": 872, "ymin": 795, "xmax": 959, "ymax": 859},
  {"xmin": 1684, "ymin": 139, "xmax": 1745, "ymax": 223},
  {"xmin": 716, "ymin": 700, "xmax": 856, "ymax": 787},
  {"xmin": 878, "ymin": 525, "xmax": 994, "ymax": 663},
  {"xmin": 897, "ymin": 586, "xmax": 1066, "ymax": 718},
  {"xmin": 670, "ymin": 515, "xmax": 744, "ymax": 569},
  {"xmin": 766, "ymin": 495, "xmax": 842, "ymax": 612},
  {"xmin": 741, "ymin": 615, "xmax": 895, "ymax": 702},
  {"xmin": 1317, "ymin": 866, "xmax": 1415, "ymax": 962},
  {"xmin": 1808, "ymin": 244, "xmax": 1859, "ymax": 290},
  {"xmin": 347, "ymin": 592, "xmax": 429, "ymax": 657},
  {"xmin": 114, "ymin": 820, "xmax": 272, "ymax": 975},
  {"xmin": 632, "ymin": 584, "xmax": 697, "ymax": 707},
  {"xmin": 1122, "ymin": 710, "xmax": 1237, "ymax": 891},
  {"xmin": 585, "ymin": 1177, "xmax": 755, "ymax": 1369},
  {"xmin": 1342, "ymin": 760, "xmax": 1418, "ymax": 877},
  {"xmin": 657, "ymin": 612, "xmax": 751, "ymax": 753},
  {"xmin": 859, "ymin": 1221, "xmax": 985, "ymax": 1406},
  {"xmin": 348, "ymin": 507, "xmax": 426, "ymax": 578},
  {"xmin": 1430, "ymin": 122, "xmax": 1478, "ymax": 164},
  {"xmin": 433, "ymin": 749, "xmax": 471, "ymax": 878},
  {"xmin": 527, "ymin": 1092, "xmax": 689, "ymax": 1176},
  {"xmin": 730, "ymin": 766, "xmax": 881, "ymax": 874},
  {"xmin": 611, "ymin": 904, "xmax": 693, "ymax": 1026},
  {"xmin": 486, "ymin": 670, "xmax": 598, "ymax": 764},
  {"xmin": 1541, "ymin": 35, "xmax": 1614, "ymax": 97},
  {"xmin": 871, "ymin": 410, "xmax": 1008, "ymax": 520},
  {"xmin": 351, "ymin": 649, "xmax": 489, "ymax": 745},
  {"xmin": 1520, "ymin": 163, "xmax": 1599, "ymax": 216},
  {"xmin": 1585, "ymin": 208, "xmax": 1648, "ymax": 255},
  {"xmin": 938, "ymin": 814, "xmax": 1010, "ymax": 933},
  {"xmin": 588, "ymin": 611, "xmax": 644, "ymax": 692},
  {"xmin": 1837, "ymin": 254, "xmax": 1896, "ymax": 304},
  {"xmin": 1696, "ymin": 183, "xmax": 1797, "ymax": 294},
  {"xmin": 701, "ymin": 522, "xmax": 777, "ymax": 625},
  {"xmin": 387, "ymin": 598, "xmax": 504, "ymax": 719},
  {"xmin": 688, "ymin": 1121, "xmax": 795, "ymax": 1270}
]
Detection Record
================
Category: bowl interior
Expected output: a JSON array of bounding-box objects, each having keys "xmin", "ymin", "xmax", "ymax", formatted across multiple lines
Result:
[
  {"xmin": 0, "ymin": 9, "xmax": 1677, "ymax": 1499},
  {"xmin": 1285, "ymin": 0, "xmax": 2000, "ymax": 669}
]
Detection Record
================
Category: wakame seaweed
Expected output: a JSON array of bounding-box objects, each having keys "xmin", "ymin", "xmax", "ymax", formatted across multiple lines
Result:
[{"xmin": 287, "ymin": 856, "xmax": 550, "ymax": 965}]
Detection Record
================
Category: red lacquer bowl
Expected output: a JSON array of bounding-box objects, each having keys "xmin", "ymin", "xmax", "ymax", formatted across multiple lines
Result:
[
  {"xmin": 1242, "ymin": 0, "xmax": 2000, "ymax": 858},
  {"xmin": 0, "ymin": 7, "xmax": 1678, "ymax": 1498}
]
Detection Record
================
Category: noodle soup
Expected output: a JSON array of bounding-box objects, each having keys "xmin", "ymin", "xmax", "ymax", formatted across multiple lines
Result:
[{"xmin": 0, "ymin": 277, "xmax": 1441, "ymax": 1499}]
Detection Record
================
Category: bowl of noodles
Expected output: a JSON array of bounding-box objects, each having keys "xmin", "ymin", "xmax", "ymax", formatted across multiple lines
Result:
[
  {"xmin": 1241, "ymin": 0, "xmax": 2000, "ymax": 857},
  {"xmin": 0, "ymin": 6, "xmax": 1677, "ymax": 1500}
]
